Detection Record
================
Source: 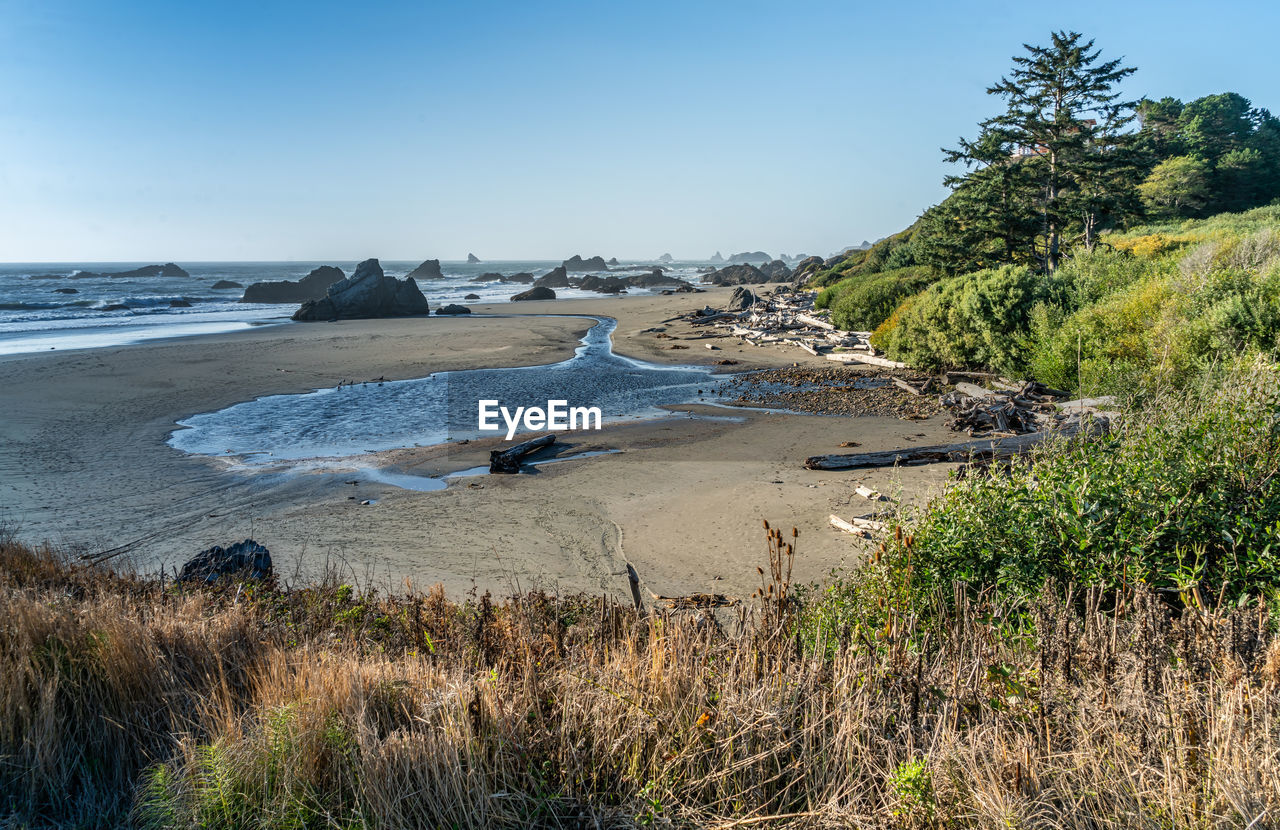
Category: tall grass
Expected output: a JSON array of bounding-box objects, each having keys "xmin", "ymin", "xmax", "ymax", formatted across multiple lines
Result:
[{"xmin": 3, "ymin": 526, "xmax": 1279, "ymax": 827}]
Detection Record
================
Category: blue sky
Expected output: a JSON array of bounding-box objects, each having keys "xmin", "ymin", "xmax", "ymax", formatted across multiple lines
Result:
[{"xmin": 1, "ymin": 0, "xmax": 1277, "ymax": 262}]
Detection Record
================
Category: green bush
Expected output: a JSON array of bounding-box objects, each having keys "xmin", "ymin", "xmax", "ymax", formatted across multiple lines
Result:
[
  {"xmin": 871, "ymin": 265, "xmax": 1049, "ymax": 373},
  {"xmin": 800, "ymin": 357, "xmax": 1280, "ymax": 639},
  {"xmin": 815, "ymin": 267, "xmax": 935, "ymax": 331}
]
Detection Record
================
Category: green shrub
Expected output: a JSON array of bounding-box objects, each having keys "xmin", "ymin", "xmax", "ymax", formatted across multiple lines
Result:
[
  {"xmin": 803, "ymin": 357, "xmax": 1280, "ymax": 634},
  {"xmin": 871, "ymin": 265, "xmax": 1049, "ymax": 373},
  {"xmin": 815, "ymin": 267, "xmax": 935, "ymax": 331}
]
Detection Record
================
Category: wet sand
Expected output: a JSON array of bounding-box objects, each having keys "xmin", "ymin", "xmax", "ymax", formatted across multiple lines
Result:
[{"xmin": 0, "ymin": 288, "xmax": 959, "ymax": 602}]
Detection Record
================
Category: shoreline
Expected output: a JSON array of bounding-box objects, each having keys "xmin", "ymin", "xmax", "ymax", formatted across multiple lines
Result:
[{"xmin": 0, "ymin": 289, "xmax": 960, "ymax": 602}]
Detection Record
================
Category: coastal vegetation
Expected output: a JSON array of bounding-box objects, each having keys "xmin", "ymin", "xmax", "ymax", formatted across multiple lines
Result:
[{"xmin": 3, "ymin": 29, "xmax": 1279, "ymax": 830}]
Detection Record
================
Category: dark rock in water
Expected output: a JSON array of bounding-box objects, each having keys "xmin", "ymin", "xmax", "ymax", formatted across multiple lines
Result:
[
  {"xmin": 293, "ymin": 258, "xmax": 430, "ymax": 321},
  {"xmin": 178, "ymin": 539, "xmax": 273, "ymax": 584},
  {"xmin": 405, "ymin": 259, "xmax": 444, "ymax": 280},
  {"xmin": 709, "ymin": 251, "xmax": 724, "ymax": 263},
  {"xmin": 706, "ymin": 264, "xmax": 768, "ymax": 286},
  {"xmin": 101, "ymin": 303, "xmax": 130, "ymax": 311},
  {"xmin": 561, "ymin": 255, "xmax": 608, "ymax": 272},
  {"xmin": 578, "ymin": 275, "xmax": 627, "ymax": 294},
  {"xmin": 791, "ymin": 256, "xmax": 825, "ymax": 283},
  {"xmin": 436, "ymin": 303, "xmax": 471, "ymax": 315},
  {"xmin": 169, "ymin": 299, "xmax": 193, "ymax": 308},
  {"xmin": 511, "ymin": 285, "xmax": 556, "ymax": 301},
  {"xmin": 242, "ymin": 265, "xmax": 343, "ymax": 303},
  {"xmin": 759, "ymin": 260, "xmax": 792, "ymax": 281},
  {"xmin": 464, "ymin": 293, "xmax": 481, "ymax": 300},
  {"xmin": 54, "ymin": 287, "xmax": 78, "ymax": 294},
  {"xmin": 505, "ymin": 272, "xmax": 535, "ymax": 284},
  {"xmin": 673, "ymin": 283, "xmax": 698, "ymax": 293},
  {"xmin": 658, "ymin": 253, "xmax": 674, "ymax": 263},
  {"xmin": 535, "ymin": 266, "xmax": 570, "ymax": 288},
  {"xmin": 211, "ymin": 280, "xmax": 243, "ymax": 289},
  {"xmin": 727, "ymin": 286, "xmax": 760, "ymax": 311},
  {"xmin": 470, "ymin": 272, "xmax": 505, "ymax": 282},
  {"xmin": 467, "ymin": 253, "xmax": 481, "ymax": 263},
  {"xmin": 71, "ymin": 262, "xmax": 190, "ymax": 280},
  {"xmin": 727, "ymin": 251, "xmax": 770, "ymax": 264},
  {"xmin": 607, "ymin": 257, "xmax": 619, "ymax": 266},
  {"xmin": 626, "ymin": 269, "xmax": 689, "ymax": 289}
]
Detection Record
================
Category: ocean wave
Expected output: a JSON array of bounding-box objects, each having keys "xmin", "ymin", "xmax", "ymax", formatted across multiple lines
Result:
[{"xmin": 0, "ymin": 300, "xmax": 94, "ymax": 311}]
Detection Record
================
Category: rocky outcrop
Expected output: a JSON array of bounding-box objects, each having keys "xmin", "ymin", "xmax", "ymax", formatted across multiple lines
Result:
[
  {"xmin": 169, "ymin": 299, "xmax": 192, "ymax": 308},
  {"xmin": 211, "ymin": 280, "xmax": 243, "ymax": 289},
  {"xmin": 759, "ymin": 260, "xmax": 792, "ymax": 281},
  {"xmin": 578, "ymin": 275, "xmax": 626, "ymax": 294},
  {"xmin": 626, "ymin": 269, "xmax": 690, "ymax": 289},
  {"xmin": 658, "ymin": 253, "xmax": 674, "ymax": 263},
  {"xmin": 710, "ymin": 251, "xmax": 724, "ymax": 263},
  {"xmin": 727, "ymin": 286, "xmax": 761, "ymax": 311},
  {"xmin": 467, "ymin": 253, "xmax": 481, "ymax": 263},
  {"xmin": 178, "ymin": 539, "xmax": 272, "ymax": 584},
  {"xmin": 470, "ymin": 272, "xmax": 504, "ymax": 282},
  {"xmin": 292, "ymin": 258, "xmax": 430, "ymax": 321},
  {"xmin": 71, "ymin": 263, "xmax": 190, "ymax": 279},
  {"xmin": 561, "ymin": 255, "xmax": 608, "ymax": 272},
  {"xmin": 505, "ymin": 272, "xmax": 535, "ymax": 284},
  {"xmin": 727, "ymin": 251, "xmax": 770, "ymax": 264},
  {"xmin": 535, "ymin": 266, "xmax": 570, "ymax": 288},
  {"xmin": 792, "ymin": 256, "xmax": 825, "ymax": 284},
  {"xmin": 607, "ymin": 257, "xmax": 619, "ymax": 266},
  {"xmin": 405, "ymin": 259, "xmax": 444, "ymax": 280},
  {"xmin": 54, "ymin": 287, "xmax": 78, "ymax": 294},
  {"xmin": 464, "ymin": 293, "xmax": 481, "ymax": 300},
  {"xmin": 511, "ymin": 286, "xmax": 556, "ymax": 301},
  {"xmin": 436, "ymin": 304, "xmax": 471, "ymax": 315},
  {"xmin": 706, "ymin": 264, "xmax": 768, "ymax": 286},
  {"xmin": 241, "ymin": 265, "xmax": 343, "ymax": 303}
]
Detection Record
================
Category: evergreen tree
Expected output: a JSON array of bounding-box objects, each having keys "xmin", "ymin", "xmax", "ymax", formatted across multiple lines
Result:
[{"xmin": 945, "ymin": 31, "xmax": 1138, "ymax": 272}]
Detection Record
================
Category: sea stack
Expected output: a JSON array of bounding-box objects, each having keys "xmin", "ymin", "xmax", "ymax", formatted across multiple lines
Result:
[
  {"xmin": 292, "ymin": 258, "xmax": 430, "ymax": 321},
  {"xmin": 467, "ymin": 253, "xmax": 481, "ymax": 263},
  {"xmin": 241, "ymin": 265, "xmax": 343, "ymax": 303},
  {"xmin": 405, "ymin": 259, "xmax": 445, "ymax": 280}
]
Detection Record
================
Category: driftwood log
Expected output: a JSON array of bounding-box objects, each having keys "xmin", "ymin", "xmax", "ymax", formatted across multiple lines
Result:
[
  {"xmin": 489, "ymin": 434, "xmax": 556, "ymax": 473},
  {"xmin": 803, "ymin": 418, "xmax": 1105, "ymax": 470}
]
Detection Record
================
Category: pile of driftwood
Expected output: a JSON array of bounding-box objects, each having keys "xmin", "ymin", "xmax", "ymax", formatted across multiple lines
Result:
[
  {"xmin": 940, "ymin": 377, "xmax": 1072, "ymax": 437},
  {"xmin": 680, "ymin": 290, "xmax": 909, "ymax": 368},
  {"xmin": 805, "ymin": 379, "xmax": 1117, "ymax": 471}
]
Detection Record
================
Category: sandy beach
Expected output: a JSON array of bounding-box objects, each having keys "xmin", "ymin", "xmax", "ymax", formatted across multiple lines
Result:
[{"xmin": 0, "ymin": 288, "xmax": 958, "ymax": 602}]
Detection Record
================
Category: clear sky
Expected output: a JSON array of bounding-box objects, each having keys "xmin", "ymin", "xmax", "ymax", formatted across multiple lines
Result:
[{"xmin": 1, "ymin": 0, "xmax": 1278, "ymax": 262}]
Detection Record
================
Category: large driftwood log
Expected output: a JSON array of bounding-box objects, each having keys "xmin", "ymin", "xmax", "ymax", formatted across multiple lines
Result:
[
  {"xmin": 803, "ymin": 419, "xmax": 1102, "ymax": 470},
  {"xmin": 826, "ymin": 352, "xmax": 910, "ymax": 369},
  {"xmin": 489, "ymin": 434, "xmax": 556, "ymax": 473}
]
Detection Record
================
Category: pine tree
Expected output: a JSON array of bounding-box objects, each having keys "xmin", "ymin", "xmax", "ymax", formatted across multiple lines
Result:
[{"xmin": 946, "ymin": 31, "xmax": 1138, "ymax": 271}]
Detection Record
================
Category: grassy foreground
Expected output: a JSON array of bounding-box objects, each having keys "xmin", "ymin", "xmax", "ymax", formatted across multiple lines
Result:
[{"xmin": 2, "ymin": 540, "xmax": 1277, "ymax": 825}]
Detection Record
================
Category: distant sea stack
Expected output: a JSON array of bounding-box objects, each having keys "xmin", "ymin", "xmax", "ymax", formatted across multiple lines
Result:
[
  {"xmin": 70, "ymin": 263, "xmax": 190, "ymax": 280},
  {"xmin": 709, "ymin": 251, "xmax": 724, "ymax": 263},
  {"xmin": 241, "ymin": 266, "xmax": 343, "ymax": 303},
  {"xmin": 405, "ymin": 259, "xmax": 445, "ymax": 280},
  {"xmin": 561, "ymin": 255, "xmax": 608, "ymax": 272},
  {"xmin": 705, "ymin": 263, "xmax": 769, "ymax": 286},
  {"xmin": 727, "ymin": 251, "xmax": 770, "ymax": 264},
  {"xmin": 292, "ymin": 258, "xmax": 430, "ymax": 321},
  {"xmin": 211, "ymin": 280, "xmax": 243, "ymax": 289},
  {"xmin": 535, "ymin": 266, "xmax": 570, "ymax": 288},
  {"xmin": 658, "ymin": 253, "xmax": 674, "ymax": 263},
  {"xmin": 467, "ymin": 253, "xmax": 481, "ymax": 264},
  {"xmin": 607, "ymin": 257, "xmax": 619, "ymax": 266}
]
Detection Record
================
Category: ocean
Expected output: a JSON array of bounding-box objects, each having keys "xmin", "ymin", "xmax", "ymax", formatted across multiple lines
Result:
[{"xmin": 0, "ymin": 259, "xmax": 718, "ymax": 355}]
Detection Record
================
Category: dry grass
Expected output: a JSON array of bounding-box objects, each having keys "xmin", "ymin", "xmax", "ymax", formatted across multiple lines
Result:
[{"xmin": 1, "ymin": 536, "xmax": 1278, "ymax": 829}]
